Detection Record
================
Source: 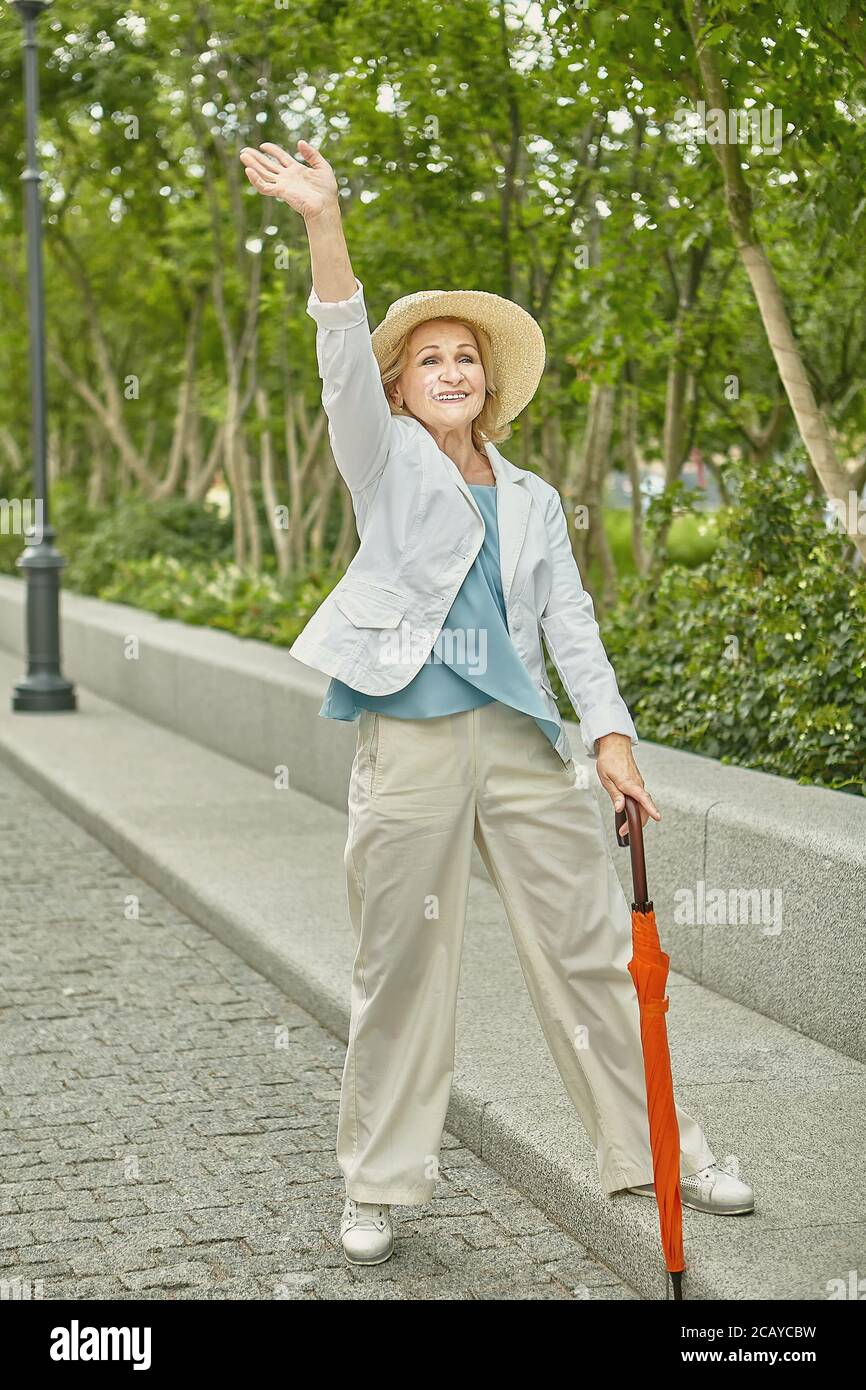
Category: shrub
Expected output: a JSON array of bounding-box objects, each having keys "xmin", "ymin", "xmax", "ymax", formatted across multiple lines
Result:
[
  {"xmin": 97, "ymin": 554, "xmax": 340, "ymax": 647},
  {"xmin": 601, "ymin": 453, "xmax": 866, "ymax": 794},
  {"xmin": 65, "ymin": 497, "xmax": 233, "ymax": 595}
]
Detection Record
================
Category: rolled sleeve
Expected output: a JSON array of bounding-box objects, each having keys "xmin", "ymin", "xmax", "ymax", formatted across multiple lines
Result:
[
  {"xmin": 306, "ymin": 275, "xmax": 368, "ymax": 329},
  {"xmin": 578, "ymin": 704, "xmax": 640, "ymax": 758},
  {"xmin": 306, "ymin": 276, "xmax": 393, "ymax": 496}
]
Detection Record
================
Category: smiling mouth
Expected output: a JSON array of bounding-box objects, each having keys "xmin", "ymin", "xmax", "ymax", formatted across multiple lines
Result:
[{"xmin": 434, "ymin": 392, "xmax": 469, "ymax": 403}]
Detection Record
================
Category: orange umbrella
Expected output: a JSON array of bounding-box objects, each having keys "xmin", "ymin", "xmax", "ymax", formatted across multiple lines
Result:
[{"xmin": 615, "ymin": 793, "xmax": 685, "ymax": 1301}]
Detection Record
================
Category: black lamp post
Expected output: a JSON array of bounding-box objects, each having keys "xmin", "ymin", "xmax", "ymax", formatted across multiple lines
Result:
[{"xmin": 9, "ymin": 0, "xmax": 75, "ymax": 712}]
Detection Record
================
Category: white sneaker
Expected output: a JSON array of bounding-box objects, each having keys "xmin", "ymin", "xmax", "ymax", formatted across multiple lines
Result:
[
  {"xmin": 340, "ymin": 1197, "xmax": 394, "ymax": 1265},
  {"xmin": 628, "ymin": 1161, "xmax": 754, "ymax": 1214}
]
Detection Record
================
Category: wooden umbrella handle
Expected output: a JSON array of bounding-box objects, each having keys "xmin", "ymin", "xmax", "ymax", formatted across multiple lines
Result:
[{"xmin": 614, "ymin": 793, "xmax": 651, "ymax": 910}]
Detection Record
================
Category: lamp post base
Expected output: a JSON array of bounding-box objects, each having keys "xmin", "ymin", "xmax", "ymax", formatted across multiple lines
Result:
[
  {"xmin": 12, "ymin": 675, "xmax": 76, "ymax": 712},
  {"xmin": 12, "ymin": 528, "xmax": 77, "ymax": 714}
]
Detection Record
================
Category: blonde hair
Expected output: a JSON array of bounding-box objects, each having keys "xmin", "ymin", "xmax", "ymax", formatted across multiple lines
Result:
[{"xmin": 377, "ymin": 316, "xmax": 512, "ymax": 450}]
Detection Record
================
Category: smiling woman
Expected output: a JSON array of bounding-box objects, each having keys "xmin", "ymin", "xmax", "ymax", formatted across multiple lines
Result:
[
  {"xmin": 380, "ymin": 317, "xmax": 495, "ymax": 480},
  {"xmin": 237, "ymin": 134, "xmax": 753, "ymax": 1267},
  {"xmin": 369, "ymin": 282, "xmax": 539, "ymax": 478}
]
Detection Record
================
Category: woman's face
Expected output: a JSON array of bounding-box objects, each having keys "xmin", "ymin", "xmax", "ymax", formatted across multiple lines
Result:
[{"xmin": 391, "ymin": 318, "xmax": 486, "ymax": 434}]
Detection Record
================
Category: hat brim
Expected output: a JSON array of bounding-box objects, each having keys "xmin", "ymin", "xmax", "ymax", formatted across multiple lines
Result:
[{"xmin": 371, "ymin": 288, "xmax": 545, "ymax": 431}]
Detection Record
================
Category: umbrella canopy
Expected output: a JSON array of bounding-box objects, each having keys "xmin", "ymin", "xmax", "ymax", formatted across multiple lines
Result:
[{"xmin": 616, "ymin": 794, "xmax": 686, "ymax": 1301}]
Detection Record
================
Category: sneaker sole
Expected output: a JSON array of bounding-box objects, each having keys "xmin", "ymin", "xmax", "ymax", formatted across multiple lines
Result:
[
  {"xmin": 628, "ymin": 1187, "xmax": 755, "ymax": 1215},
  {"xmin": 342, "ymin": 1238, "xmax": 395, "ymax": 1266},
  {"xmin": 682, "ymin": 1197, "xmax": 755, "ymax": 1215}
]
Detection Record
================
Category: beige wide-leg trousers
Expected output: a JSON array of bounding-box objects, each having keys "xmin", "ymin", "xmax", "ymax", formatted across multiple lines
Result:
[{"xmin": 338, "ymin": 699, "xmax": 716, "ymax": 1205}]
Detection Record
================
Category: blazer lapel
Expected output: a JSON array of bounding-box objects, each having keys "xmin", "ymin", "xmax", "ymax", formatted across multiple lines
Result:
[
  {"xmin": 428, "ymin": 425, "xmax": 532, "ymax": 605},
  {"xmin": 484, "ymin": 441, "xmax": 531, "ymax": 605}
]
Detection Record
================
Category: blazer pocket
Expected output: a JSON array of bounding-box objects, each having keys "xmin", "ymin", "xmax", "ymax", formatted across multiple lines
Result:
[{"xmin": 333, "ymin": 582, "xmax": 409, "ymax": 629}]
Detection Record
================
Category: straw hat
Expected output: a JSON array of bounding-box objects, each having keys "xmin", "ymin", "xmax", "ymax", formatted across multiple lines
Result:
[{"xmin": 370, "ymin": 288, "xmax": 546, "ymax": 431}]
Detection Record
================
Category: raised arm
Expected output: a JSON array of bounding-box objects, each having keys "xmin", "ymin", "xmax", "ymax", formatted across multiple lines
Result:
[{"xmin": 239, "ymin": 138, "xmax": 392, "ymax": 496}]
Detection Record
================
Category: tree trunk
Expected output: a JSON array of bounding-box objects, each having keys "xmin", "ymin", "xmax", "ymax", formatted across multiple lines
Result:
[
  {"xmin": 621, "ymin": 369, "xmax": 648, "ymax": 575},
  {"xmin": 236, "ymin": 429, "xmax": 261, "ymax": 573},
  {"xmin": 153, "ymin": 290, "xmax": 206, "ymax": 501},
  {"xmin": 569, "ymin": 381, "xmax": 615, "ymax": 584},
  {"xmin": 0, "ymin": 428, "xmax": 23, "ymax": 475},
  {"xmin": 51, "ymin": 237, "xmax": 160, "ymax": 496},
  {"xmin": 308, "ymin": 456, "xmax": 339, "ymax": 571},
  {"xmin": 85, "ymin": 418, "xmax": 108, "ymax": 509},
  {"xmin": 186, "ymin": 421, "xmax": 225, "ymax": 504},
  {"xmin": 686, "ymin": 0, "xmax": 866, "ymax": 562},
  {"xmin": 285, "ymin": 393, "xmax": 306, "ymax": 573},
  {"xmin": 257, "ymin": 387, "xmax": 291, "ymax": 578},
  {"xmin": 652, "ymin": 238, "xmax": 711, "ymax": 563}
]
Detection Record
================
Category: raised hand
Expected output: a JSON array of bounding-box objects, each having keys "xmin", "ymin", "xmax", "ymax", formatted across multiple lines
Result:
[{"xmin": 239, "ymin": 138, "xmax": 339, "ymax": 221}]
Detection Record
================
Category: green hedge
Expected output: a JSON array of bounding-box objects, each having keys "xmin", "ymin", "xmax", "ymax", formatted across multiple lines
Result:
[
  {"xmin": 97, "ymin": 554, "xmax": 335, "ymax": 646},
  {"xmin": 601, "ymin": 456, "xmax": 866, "ymax": 795},
  {"xmin": 0, "ymin": 488, "xmax": 234, "ymax": 590}
]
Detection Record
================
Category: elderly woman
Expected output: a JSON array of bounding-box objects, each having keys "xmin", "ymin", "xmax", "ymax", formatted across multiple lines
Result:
[{"xmin": 239, "ymin": 138, "xmax": 754, "ymax": 1267}]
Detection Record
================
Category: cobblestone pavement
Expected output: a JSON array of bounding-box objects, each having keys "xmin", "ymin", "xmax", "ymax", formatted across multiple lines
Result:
[{"xmin": 0, "ymin": 761, "xmax": 640, "ymax": 1301}]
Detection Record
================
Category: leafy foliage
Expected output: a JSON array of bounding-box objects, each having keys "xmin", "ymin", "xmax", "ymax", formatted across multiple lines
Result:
[
  {"xmin": 602, "ymin": 455, "xmax": 866, "ymax": 793},
  {"xmin": 96, "ymin": 554, "xmax": 338, "ymax": 647},
  {"xmin": 65, "ymin": 497, "xmax": 233, "ymax": 595}
]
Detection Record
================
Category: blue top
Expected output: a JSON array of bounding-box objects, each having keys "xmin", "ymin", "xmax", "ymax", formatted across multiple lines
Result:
[{"xmin": 318, "ymin": 482, "xmax": 560, "ymax": 750}]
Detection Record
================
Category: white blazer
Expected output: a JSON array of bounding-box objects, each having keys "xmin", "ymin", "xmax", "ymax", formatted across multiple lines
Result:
[{"xmin": 288, "ymin": 276, "xmax": 639, "ymax": 767}]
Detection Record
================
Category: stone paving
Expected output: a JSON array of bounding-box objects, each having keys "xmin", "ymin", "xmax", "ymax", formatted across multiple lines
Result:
[{"xmin": 0, "ymin": 760, "xmax": 640, "ymax": 1301}]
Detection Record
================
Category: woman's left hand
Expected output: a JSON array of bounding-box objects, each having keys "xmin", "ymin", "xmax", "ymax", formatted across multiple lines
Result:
[{"xmin": 594, "ymin": 733, "xmax": 661, "ymax": 837}]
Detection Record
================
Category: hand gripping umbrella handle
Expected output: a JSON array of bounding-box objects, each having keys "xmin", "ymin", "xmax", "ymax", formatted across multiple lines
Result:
[{"xmin": 614, "ymin": 793, "xmax": 651, "ymax": 912}]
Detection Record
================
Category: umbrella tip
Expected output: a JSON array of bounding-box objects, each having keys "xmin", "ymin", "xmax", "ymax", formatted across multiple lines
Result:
[{"xmin": 668, "ymin": 1269, "xmax": 684, "ymax": 1301}]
